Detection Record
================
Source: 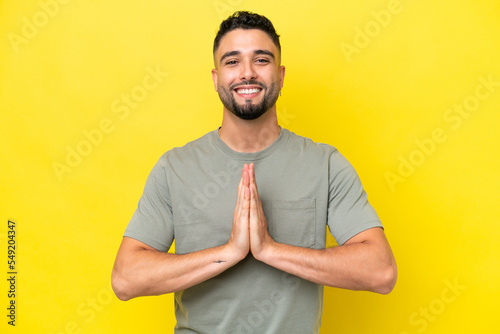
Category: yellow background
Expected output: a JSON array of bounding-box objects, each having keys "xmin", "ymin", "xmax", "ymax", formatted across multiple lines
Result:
[{"xmin": 1, "ymin": 0, "xmax": 499, "ymax": 333}]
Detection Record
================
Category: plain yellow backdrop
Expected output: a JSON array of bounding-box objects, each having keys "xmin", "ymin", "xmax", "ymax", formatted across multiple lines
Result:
[{"xmin": 1, "ymin": 0, "xmax": 499, "ymax": 333}]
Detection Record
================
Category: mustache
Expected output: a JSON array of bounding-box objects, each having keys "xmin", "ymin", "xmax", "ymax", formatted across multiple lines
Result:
[{"xmin": 229, "ymin": 81, "xmax": 267, "ymax": 90}]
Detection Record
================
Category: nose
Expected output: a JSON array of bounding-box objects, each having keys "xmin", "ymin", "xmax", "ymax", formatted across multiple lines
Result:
[{"xmin": 239, "ymin": 60, "xmax": 257, "ymax": 81}]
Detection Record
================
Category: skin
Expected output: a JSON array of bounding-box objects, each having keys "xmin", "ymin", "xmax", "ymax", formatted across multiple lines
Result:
[{"xmin": 111, "ymin": 28, "xmax": 397, "ymax": 301}]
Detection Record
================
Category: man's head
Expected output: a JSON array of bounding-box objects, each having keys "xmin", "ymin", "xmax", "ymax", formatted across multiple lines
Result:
[{"xmin": 212, "ymin": 11, "xmax": 285, "ymax": 121}]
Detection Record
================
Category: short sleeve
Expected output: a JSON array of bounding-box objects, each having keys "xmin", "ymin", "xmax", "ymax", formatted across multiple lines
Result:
[
  {"xmin": 123, "ymin": 155, "xmax": 174, "ymax": 252},
  {"xmin": 327, "ymin": 150, "xmax": 383, "ymax": 245}
]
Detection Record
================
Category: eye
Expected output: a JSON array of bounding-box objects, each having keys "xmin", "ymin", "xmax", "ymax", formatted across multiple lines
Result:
[
  {"xmin": 256, "ymin": 58, "xmax": 270, "ymax": 64},
  {"xmin": 225, "ymin": 60, "xmax": 238, "ymax": 65}
]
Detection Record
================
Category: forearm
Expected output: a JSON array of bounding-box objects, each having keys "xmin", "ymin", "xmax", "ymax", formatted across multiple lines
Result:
[
  {"xmin": 255, "ymin": 230, "xmax": 397, "ymax": 294},
  {"xmin": 112, "ymin": 239, "xmax": 242, "ymax": 301}
]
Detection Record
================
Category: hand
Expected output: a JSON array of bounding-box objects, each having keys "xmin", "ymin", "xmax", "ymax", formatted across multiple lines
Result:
[
  {"xmin": 248, "ymin": 163, "xmax": 274, "ymax": 260},
  {"xmin": 227, "ymin": 164, "xmax": 251, "ymax": 260}
]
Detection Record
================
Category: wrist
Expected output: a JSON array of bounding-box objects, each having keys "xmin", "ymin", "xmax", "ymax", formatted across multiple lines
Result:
[
  {"xmin": 223, "ymin": 240, "xmax": 248, "ymax": 263},
  {"xmin": 252, "ymin": 237, "xmax": 276, "ymax": 263}
]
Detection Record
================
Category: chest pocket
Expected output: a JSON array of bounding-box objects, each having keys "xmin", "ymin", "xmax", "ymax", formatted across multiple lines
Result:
[{"xmin": 269, "ymin": 199, "xmax": 316, "ymax": 248}]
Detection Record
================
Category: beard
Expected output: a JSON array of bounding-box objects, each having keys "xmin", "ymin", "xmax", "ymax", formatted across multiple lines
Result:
[{"xmin": 217, "ymin": 80, "xmax": 280, "ymax": 120}]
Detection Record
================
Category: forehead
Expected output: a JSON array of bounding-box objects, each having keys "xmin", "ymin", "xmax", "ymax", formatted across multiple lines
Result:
[{"xmin": 215, "ymin": 29, "xmax": 279, "ymax": 60}]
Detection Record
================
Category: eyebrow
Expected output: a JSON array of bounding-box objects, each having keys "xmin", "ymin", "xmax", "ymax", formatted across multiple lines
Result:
[
  {"xmin": 219, "ymin": 49, "xmax": 276, "ymax": 65},
  {"xmin": 254, "ymin": 49, "xmax": 275, "ymax": 59}
]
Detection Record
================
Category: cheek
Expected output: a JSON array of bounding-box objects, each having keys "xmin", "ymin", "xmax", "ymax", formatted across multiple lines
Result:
[
  {"xmin": 261, "ymin": 68, "xmax": 280, "ymax": 82},
  {"xmin": 216, "ymin": 74, "xmax": 229, "ymax": 89},
  {"xmin": 221, "ymin": 72, "xmax": 238, "ymax": 84}
]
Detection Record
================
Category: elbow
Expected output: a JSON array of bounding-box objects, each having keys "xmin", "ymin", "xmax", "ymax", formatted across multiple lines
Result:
[
  {"xmin": 372, "ymin": 261, "xmax": 397, "ymax": 295},
  {"xmin": 111, "ymin": 271, "xmax": 134, "ymax": 301}
]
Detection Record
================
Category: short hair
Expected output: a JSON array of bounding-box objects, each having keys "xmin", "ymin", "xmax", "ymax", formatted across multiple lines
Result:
[{"xmin": 213, "ymin": 11, "xmax": 281, "ymax": 55}]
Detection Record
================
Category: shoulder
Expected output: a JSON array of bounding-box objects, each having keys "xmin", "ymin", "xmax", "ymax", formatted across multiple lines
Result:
[
  {"xmin": 282, "ymin": 129, "xmax": 357, "ymax": 173},
  {"xmin": 282, "ymin": 128, "xmax": 338, "ymax": 157},
  {"xmin": 158, "ymin": 130, "xmax": 216, "ymax": 164},
  {"xmin": 141, "ymin": 131, "xmax": 216, "ymax": 180}
]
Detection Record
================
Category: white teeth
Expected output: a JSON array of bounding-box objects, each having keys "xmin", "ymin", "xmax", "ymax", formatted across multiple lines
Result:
[{"xmin": 236, "ymin": 88, "xmax": 261, "ymax": 94}]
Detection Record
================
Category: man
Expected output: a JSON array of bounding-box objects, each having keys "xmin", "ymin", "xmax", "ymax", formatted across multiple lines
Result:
[{"xmin": 112, "ymin": 11, "xmax": 397, "ymax": 333}]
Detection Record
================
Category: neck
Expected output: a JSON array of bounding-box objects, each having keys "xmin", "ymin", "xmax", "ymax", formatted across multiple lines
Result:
[{"xmin": 219, "ymin": 106, "xmax": 281, "ymax": 153}]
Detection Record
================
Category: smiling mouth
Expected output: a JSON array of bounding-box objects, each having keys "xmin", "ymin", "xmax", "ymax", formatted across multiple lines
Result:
[{"xmin": 234, "ymin": 87, "xmax": 263, "ymax": 98}]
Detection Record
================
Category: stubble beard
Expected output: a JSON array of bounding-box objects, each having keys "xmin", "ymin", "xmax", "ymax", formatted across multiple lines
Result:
[{"xmin": 218, "ymin": 81, "xmax": 280, "ymax": 120}]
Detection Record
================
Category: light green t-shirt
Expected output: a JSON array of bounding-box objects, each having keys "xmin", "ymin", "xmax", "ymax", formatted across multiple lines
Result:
[{"xmin": 124, "ymin": 128, "xmax": 382, "ymax": 333}]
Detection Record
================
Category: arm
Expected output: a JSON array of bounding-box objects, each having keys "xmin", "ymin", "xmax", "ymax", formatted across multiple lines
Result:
[
  {"xmin": 253, "ymin": 227, "xmax": 397, "ymax": 294},
  {"xmin": 112, "ymin": 237, "xmax": 242, "ymax": 301},
  {"xmin": 247, "ymin": 163, "xmax": 397, "ymax": 294},
  {"xmin": 111, "ymin": 165, "xmax": 252, "ymax": 301}
]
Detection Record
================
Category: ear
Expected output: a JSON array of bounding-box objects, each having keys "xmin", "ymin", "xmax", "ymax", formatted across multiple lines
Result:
[
  {"xmin": 279, "ymin": 65, "xmax": 285, "ymax": 90},
  {"xmin": 211, "ymin": 68, "xmax": 219, "ymax": 92}
]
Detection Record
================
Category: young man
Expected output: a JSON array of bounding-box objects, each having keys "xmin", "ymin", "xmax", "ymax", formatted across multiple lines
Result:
[{"xmin": 112, "ymin": 11, "xmax": 397, "ymax": 333}]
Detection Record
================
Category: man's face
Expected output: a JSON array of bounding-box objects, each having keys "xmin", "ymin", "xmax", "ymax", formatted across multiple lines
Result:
[{"xmin": 212, "ymin": 29, "xmax": 285, "ymax": 120}]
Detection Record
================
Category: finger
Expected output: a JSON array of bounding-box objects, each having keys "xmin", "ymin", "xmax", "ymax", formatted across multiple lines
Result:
[
  {"xmin": 237, "ymin": 164, "xmax": 247, "ymax": 191},
  {"xmin": 249, "ymin": 186, "xmax": 256, "ymax": 213},
  {"xmin": 250, "ymin": 186, "xmax": 261, "ymax": 222},
  {"xmin": 249, "ymin": 188, "xmax": 263, "ymax": 249},
  {"xmin": 249, "ymin": 163, "xmax": 260, "ymax": 193},
  {"xmin": 242, "ymin": 164, "xmax": 250, "ymax": 188},
  {"xmin": 248, "ymin": 163, "xmax": 255, "ymax": 183},
  {"xmin": 239, "ymin": 164, "xmax": 251, "ymax": 194},
  {"xmin": 247, "ymin": 164, "xmax": 262, "ymax": 211},
  {"xmin": 235, "ymin": 174, "xmax": 244, "ymax": 210},
  {"xmin": 241, "ymin": 164, "xmax": 250, "ymax": 210},
  {"xmin": 249, "ymin": 178, "xmax": 261, "ymax": 206},
  {"xmin": 242, "ymin": 164, "xmax": 251, "ymax": 201},
  {"xmin": 245, "ymin": 185, "xmax": 250, "ymax": 201},
  {"xmin": 241, "ymin": 184, "xmax": 250, "ymax": 224},
  {"xmin": 235, "ymin": 164, "xmax": 249, "ymax": 214},
  {"xmin": 242, "ymin": 187, "xmax": 250, "ymax": 212}
]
